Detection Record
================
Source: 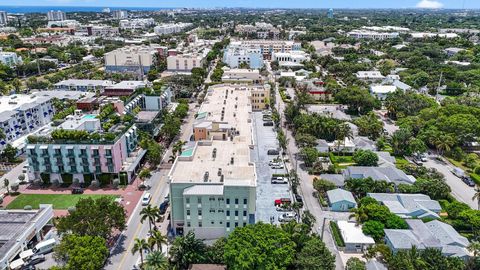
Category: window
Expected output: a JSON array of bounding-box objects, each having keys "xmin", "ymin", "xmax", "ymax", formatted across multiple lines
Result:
[
  {"xmin": 226, "ymin": 210, "xmax": 230, "ymax": 216},
  {"xmin": 235, "ymin": 211, "xmax": 238, "ymax": 217},
  {"xmin": 235, "ymin": 222, "xmax": 238, "ymax": 227},
  {"xmin": 211, "ymin": 221, "xmax": 214, "ymax": 225},
  {"xmin": 243, "ymin": 211, "xmax": 247, "ymax": 216},
  {"xmin": 198, "ymin": 209, "xmax": 202, "ymax": 216},
  {"xmin": 187, "ymin": 222, "xmax": 191, "ymax": 227},
  {"xmin": 243, "ymin": 198, "xmax": 248, "ymax": 204},
  {"xmin": 235, "ymin": 198, "xmax": 239, "ymax": 204},
  {"xmin": 93, "ymin": 149, "xmax": 99, "ymax": 155},
  {"xmin": 243, "ymin": 222, "xmax": 247, "ymax": 227},
  {"xmin": 226, "ymin": 222, "xmax": 230, "ymax": 227},
  {"xmin": 198, "ymin": 222, "xmax": 202, "ymax": 227},
  {"xmin": 186, "ymin": 209, "xmax": 190, "ymax": 215},
  {"xmin": 186, "ymin": 197, "xmax": 190, "ymax": 204},
  {"xmin": 226, "ymin": 198, "xmax": 230, "ymax": 204},
  {"xmin": 105, "ymin": 149, "xmax": 112, "ymax": 156},
  {"xmin": 197, "ymin": 197, "xmax": 202, "ymax": 204}
]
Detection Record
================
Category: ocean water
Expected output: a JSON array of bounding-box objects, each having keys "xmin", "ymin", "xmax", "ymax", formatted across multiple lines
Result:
[{"xmin": 0, "ymin": 5, "xmax": 171, "ymax": 13}]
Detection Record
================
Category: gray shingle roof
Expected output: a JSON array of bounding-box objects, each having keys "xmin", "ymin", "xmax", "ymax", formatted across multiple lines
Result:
[
  {"xmin": 385, "ymin": 229, "xmax": 425, "ymax": 249},
  {"xmin": 344, "ymin": 166, "xmax": 416, "ymax": 185},
  {"xmin": 367, "ymin": 193, "xmax": 441, "ymax": 218},
  {"xmin": 426, "ymin": 220, "xmax": 469, "ymax": 247},
  {"xmin": 319, "ymin": 174, "xmax": 345, "ymax": 187},
  {"xmin": 327, "ymin": 188, "xmax": 356, "ymax": 204}
]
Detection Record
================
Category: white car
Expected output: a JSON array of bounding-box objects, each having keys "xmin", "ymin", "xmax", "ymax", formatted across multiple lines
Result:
[
  {"xmin": 142, "ymin": 193, "xmax": 152, "ymax": 206},
  {"xmin": 278, "ymin": 212, "xmax": 296, "ymax": 222},
  {"xmin": 276, "ymin": 206, "xmax": 292, "ymax": 212},
  {"xmin": 271, "ymin": 177, "xmax": 288, "ymax": 184},
  {"xmin": 270, "ymin": 163, "xmax": 284, "ymax": 169}
]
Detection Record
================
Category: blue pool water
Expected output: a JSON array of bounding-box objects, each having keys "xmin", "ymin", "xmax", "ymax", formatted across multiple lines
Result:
[{"xmin": 82, "ymin": 114, "xmax": 97, "ymax": 120}]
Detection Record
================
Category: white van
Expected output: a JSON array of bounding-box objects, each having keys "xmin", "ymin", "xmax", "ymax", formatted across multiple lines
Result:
[
  {"xmin": 452, "ymin": 167, "xmax": 465, "ymax": 178},
  {"xmin": 142, "ymin": 193, "xmax": 152, "ymax": 206},
  {"xmin": 33, "ymin": 238, "xmax": 56, "ymax": 255}
]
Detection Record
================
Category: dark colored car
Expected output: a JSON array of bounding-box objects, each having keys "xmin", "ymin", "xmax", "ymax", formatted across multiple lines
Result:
[
  {"xmin": 71, "ymin": 187, "xmax": 84, "ymax": 194},
  {"xmin": 159, "ymin": 200, "xmax": 170, "ymax": 215},
  {"xmin": 295, "ymin": 194, "xmax": 303, "ymax": 206},
  {"xmin": 462, "ymin": 176, "xmax": 475, "ymax": 187},
  {"xmin": 29, "ymin": 254, "xmax": 46, "ymax": 265},
  {"xmin": 267, "ymin": 149, "xmax": 279, "ymax": 155},
  {"xmin": 263, "ymin": 121, "xmax": 274, "ymax": 126}
]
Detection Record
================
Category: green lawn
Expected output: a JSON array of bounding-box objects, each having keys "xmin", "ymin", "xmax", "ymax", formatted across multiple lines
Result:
[
  {"xmin": 6, "ymin": 194, "xmax": 119, "ymax": 210},
  {"xmin": 395, "ymin": 156, "xmax": 409, "ymax": 167}
]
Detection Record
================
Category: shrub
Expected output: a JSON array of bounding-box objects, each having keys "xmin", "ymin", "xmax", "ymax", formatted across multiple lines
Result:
[
  {"xmin": 330, "ymin": 221, "xmax": 345, "ymax": 247},
  {"xmin": 18, "ymin": 174, "xmax": 25, "ymax": 181},
  {"xmin": 10, "ymin": 183, "xmax": 19, "ymax": 193},
  {"xmin": 112, "ymin": 179, "xmax": 120, "ymax": 189},
  {"xmin": 90, "ymin": 180, "xmax": 100, "ymax": 188},
  {"xmin": 68, "ymin": 206, "xmax": 76, "ymax": 213},
  {"xmin": 24, "ymin": 205, "xmax": 32, "ymax": 210}
]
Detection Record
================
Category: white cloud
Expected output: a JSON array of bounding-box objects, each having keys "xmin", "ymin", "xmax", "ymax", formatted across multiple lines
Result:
[{"xmin": 416, "ymin": 0, "xmax": 444, "ymax": 9}]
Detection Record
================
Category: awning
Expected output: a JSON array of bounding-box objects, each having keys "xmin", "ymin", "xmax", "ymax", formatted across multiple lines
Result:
[{"xmin": 126, "ymin": 149, "xmax": 147, "ymax": 172}]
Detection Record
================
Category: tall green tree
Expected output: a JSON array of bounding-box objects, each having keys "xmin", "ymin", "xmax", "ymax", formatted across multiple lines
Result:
[
  {"xmin": 295, "ymin": 236, "xmax": 335, "ymax": 270},
  {"xmin": 224, "ymin": 223, "xmax": 296, "ymax": 270},
  {"xmin": 140, "ymin": 205, "xmax": 160, "ymax": 232},
  {"xmin": 169, "ymin": 231, "xmax": 207, "ymax": 270},
  {"xmin": 144, "ymin": 250, "xmax": 169, "ymax": 270},
  {"xmin": 56, "ymin": 197, "xmax": 126, "ymax": 240},
  {"xmin": 132, "ymin": 238, "xmax": 151, "ymax": 268},
  {"xmin": 53, "ymin": 234, "xmax": 109, "ymax": 270}
]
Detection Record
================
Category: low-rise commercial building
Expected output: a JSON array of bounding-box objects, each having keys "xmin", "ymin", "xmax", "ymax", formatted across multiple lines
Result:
[
  {"xmin": 154, "ymin": 23, "xmax": 193, "ymax": 35},
  {"xmin": 119, "ymin": 18, "xmax": 156, "ymax": 30},
  {"xmin": 54, "ymin": 79, "xmax": 114, "ymax": 92},
  {"xmin": 104, "ymin": 45, "xmax": 163, "ymax": 74},
  {"xmin": 347, "ymin": 30, "xmax": 399, "ymax": 40},
  {"xmin": 271, "ymin": 51, "xmax": 308, "ymax": 67},
  {"xmin": 166, "ymin": 49, "xmax": 210, "ymax": 72},
  {"xmin": 103, "ymin": 81, "xmax": 149, "ymax": 96},
  {"xmin": 221, "ymin": 68, "xmax": 262, "ymax": 84},
  {"xmin": 356, "ymin": 71, "xmax": 385, "ymax": 81},
  {"xmin": 0, "ymin": 50, "xmax": 22, "ymax": 67},
  {"xmin": 235, "ymin": 23, "xmax": 280, "ymax": 39},
  {"xmin": 227, "ymin": 40, "xmax": 301, "ymax": 61},
  {"xmin": 0, "ymin": 205, "xmax": 54, "ymax": 270}
]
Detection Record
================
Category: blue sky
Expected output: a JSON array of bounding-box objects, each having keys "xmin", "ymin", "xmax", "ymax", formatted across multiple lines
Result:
[{"xmin": 6, "ymin": 0, "xmax": 480, "ymax": 9}]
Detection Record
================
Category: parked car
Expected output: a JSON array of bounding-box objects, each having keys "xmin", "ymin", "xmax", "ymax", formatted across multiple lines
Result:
[
  {"xmin": 276, "ymin": 206, "xmax": 292, "ymax": 212},
  {"xmin": 142, "ymin": 193, "xmax": 152, "ymax": 206},
  {"xmin": 71, "ymin": 187, "xmax": 84, "ymax": 194},
  {"xmin": 267, "ymin": 149, "xmax": 279, "ymax": 155},
  {"xmin": 462, "ymin": 176, "xmax": 475, "ymax": 187},
  {"xmin": 412, "ymin": 158, "xmax": 423, "ymax": 166},
  {"xmin": 452, "ymin": 167, "xmax": 466, "ymax": 178},
  {"xmin": 278, "ymin": 212, "xmax": 296, "ymax": 222},
  {"xmin": 263, "ymin": 121, "xmax": 274, "ymax": 126},
  {"xmin": 270, "ymin": 163, "xmax": 284, "ymax": 169},
  {"xmin": 28, "ymin": 255, "xmax": 45, "ymax": 265},
  {"xmin": 32, "ymin": 239, "xmax": 56, "ymax": 255},
  {"xmin": 295, "ymin": 194, "xmax": 303, "ymax": 205},
  {"xmin": 159, "ymin": 200, "xmax": 170, "ymax": 215},
  {"xmin": 274, "ymin": 198, "xmax": 292, "ymax": 206},
  {"xmin": 271, "ymin": 177, "xmax": 288, "ymax": 184}
]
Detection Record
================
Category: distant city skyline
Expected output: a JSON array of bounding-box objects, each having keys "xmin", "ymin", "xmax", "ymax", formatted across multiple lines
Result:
[{"xmin": 2, "ymin": 0, "xmax": 478, "ymax": 9}]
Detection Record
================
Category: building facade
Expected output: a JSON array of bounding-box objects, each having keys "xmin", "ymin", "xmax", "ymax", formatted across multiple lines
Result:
[
  {"xmin": 166, "ymin": 50, "xmax": 209, "ymax": 72},
  {"xmin": 0, "ymin": 11, "xmax": 7, "ymax": 26},
  {"xmin": 0, "ymin": 51, "xmax": 22, "ymax": 67},
  {"xmin": 47, "ymin": 10, "xmax": 66, "ymax": 21},
  {"xmin": 119, "ymin": 19, "xmax": 156, "ymax": 30},
  {"xmin": 154, "ymin": 23, "xmax": 193, "ymax": 35},
  {"xmin": 104, "ymin": 45, "xmax": 161, "ymax": 74}
]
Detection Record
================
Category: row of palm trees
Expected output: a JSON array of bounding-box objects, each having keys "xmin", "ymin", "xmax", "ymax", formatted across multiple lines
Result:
[{"xmin": 133, "ymin": 205, "xmax": 169, "ymax": 269}]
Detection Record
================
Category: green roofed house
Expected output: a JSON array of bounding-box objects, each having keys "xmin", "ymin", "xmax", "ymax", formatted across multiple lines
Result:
[{"xmin": 326, "ymin": 188, "xmax": 357, "ymax": 212}]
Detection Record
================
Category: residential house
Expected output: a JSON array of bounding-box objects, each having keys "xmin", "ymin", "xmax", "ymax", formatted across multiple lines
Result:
[
  {"xmin": 356, "ymin": 71, "xmax": 385, "ymax": 81},
  {"xmin": 327, "ymin": 188, "xmax": 357, "ymax": 212},
  {"xmin": 337, "ymin": 221, "xmax": 375, "ymax": 253},
  {"xmin": 367, "ymin": 193, "xmax": 442, "ymax": 219},
  {"xmin": 385, "ymin": 219, "xmax": 470, "ymax": 259},
  {"xmin": 343, "ymin": 166, "xmax": 416, "ymax": 185}
]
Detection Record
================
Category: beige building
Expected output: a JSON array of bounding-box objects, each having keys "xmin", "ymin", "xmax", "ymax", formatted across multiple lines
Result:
[
  {"xmin": 221, "ymin": 68, "xmax": 263, "ymax": 84},
  {"xmin": 166, "ymin": 50, "xmax": 210, "ymax": 72},
  {"xmin": 104, "ymin": 45, "xmax": 161, "ymax": 74}
]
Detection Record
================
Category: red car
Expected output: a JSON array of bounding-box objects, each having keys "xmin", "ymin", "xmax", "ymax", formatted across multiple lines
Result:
[{"xmin": 274, "ymin": 198, "xmax": 292, "ymax": 206}]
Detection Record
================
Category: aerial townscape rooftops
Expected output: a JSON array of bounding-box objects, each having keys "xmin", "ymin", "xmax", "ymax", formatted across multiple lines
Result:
[{"xmin": 0, "ymin": 3, "xmax": 480, "ymax": 270}]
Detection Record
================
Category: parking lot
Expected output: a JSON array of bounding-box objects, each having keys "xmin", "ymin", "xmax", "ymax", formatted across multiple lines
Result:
[{"xmin": 251, "ymin": 112, "xmax": 292, "ymax": 224}]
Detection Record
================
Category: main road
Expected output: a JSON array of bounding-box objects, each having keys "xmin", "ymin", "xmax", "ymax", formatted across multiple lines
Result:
[{"xmin": 105, "ymin": 104, "xmax": 196, "ymax": 270}]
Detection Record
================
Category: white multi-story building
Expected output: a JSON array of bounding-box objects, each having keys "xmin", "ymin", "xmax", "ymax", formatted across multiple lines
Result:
[
  {"xmin": 0, "ymin": 11, "xmax": 7, "ymax": 26},
  {"xmin": 230, "ymin": 40, "xmax": 302, "ymax": 60},
  {"xmin": 169, "ymin": 84, "xmax": 261, "ymax": 239},
  {"xmin": 221, "ymin": 68, "xmax": 262, "ymax": 84},
  {"xmin": 119, "ymin": 18, "xmax": 156, "ymax": 30},
  {"xmin": 154, "ymin": 23, "xmax": 193, "ymax": 35},
  {"xmin": 79, "ymin": 25, "xmax": 119, "ymax": 36},
  {"xmin": 0, "ymin": 50, "xmax": 22, "ymax": 66},
  {"xmin": 47, "ymin": 20, "xmax": 80, "ymax": 29},
  {"xmin": 271, "ymin": 51, "xmax": 308, "ymax": 67},
  {"xmin": 54, "ymin": 79, "xmax": 115, "ymax": 92},
  {"xmin": 112, "ymin": 10, "xmax": 128, "ymax": 19},
  {"xmin": 347, "ymin": 30, "xmax": 399, "ymax": 40},
  {"xmin": 104, "ymin": 45, "xmax": 162, "ymax": 74},
  {"xmin": 235, "ymin": 22, "xmax": 280, "ymax": 39},
  {"xmin": 223, "ymin": 43, "xmax": 264, "ymax": 69},
  {"xmin": 0, "ymin": 91, "xmax": 94, "ymax": 150},
  {"xmin": 47, "ymin": 10, "xmax": 66, "ymax": 21},
  {"xmin": 167, "ymin": 49, "xmax": 210, "ymax": 72},
  {"xmin": 411, "ymin": 32, "xmax": 459, "ymax": 39}
]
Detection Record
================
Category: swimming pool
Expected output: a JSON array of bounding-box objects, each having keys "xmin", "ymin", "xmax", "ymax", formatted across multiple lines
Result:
[
  {"xmin": 180, "ymin": 148, "xmax": 194, "ymax": 157},
  {"xmin": 82, "ymin": 114, "xmax": 97, "ymax": 120}
]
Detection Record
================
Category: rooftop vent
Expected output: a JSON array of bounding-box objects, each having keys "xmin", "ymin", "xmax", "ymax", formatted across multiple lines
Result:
[
  {"xmin": 230, "ymin": 157, "xmax": 234, "ymax": 165},
  {"xmin": 203, "ymin": 171, "xmax": 209, "ymax": 182},
  {"xmin": 220, "ymin": 174, "xmax": 224, "ymax": 182},
  {"xmin": 218, "ymin": 168, "xmax": 222, "ymax": 176},
  {"xmin": 212, "ymin": 148, "xmax": 217, "ymax": 158}
]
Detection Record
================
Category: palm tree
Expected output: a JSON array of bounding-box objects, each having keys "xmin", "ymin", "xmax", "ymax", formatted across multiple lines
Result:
[
  {"xmin": 349, "ymin": 207, "xmax": 368, "ymax": 225},
  {"xmin": 168, "ymin": 154, "xmax": 177, "ymax": 163},
  {"xmin": 148, "ymin": 230, "xmax": 168, "ymax": 252},
  {"xmin": 3, "ymin": 179, "xmax": 9, "ymax": 194},
  {"xmin": 173, "ymin": 140, "xmax": 187, "ymax": 156},
  {"xmin": 143, "ymin": 250, "xmax": 169, "ymax": 270},
  {"xmin": 335, "ymin": 123, "xmax": 353, "ymax": 156},
  {"xmin": 169, "ymin": 231, "xmax": 206, "ymax": 270},
  {"xmin": 435, "ymin": 135, "xmax": 454, "ymax": 156},
  {"xmin": 472, "ymin": 185, "xmax": 480, "ymax": 210},
  {"xmin": 140, "ymin": 205, "xmax": 160, "ymax": 232},
  {"xmin": 132, "ymin": 238, "xmax": 150, "ymax": 269}
]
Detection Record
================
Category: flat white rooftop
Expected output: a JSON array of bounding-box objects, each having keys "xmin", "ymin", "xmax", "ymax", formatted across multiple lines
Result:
[
  {"xmin": 169, "ymin": 140, "xmax": 255, "ymax": 187},
  {"xmin": 337, "ymin": 220, "xmax": 375, "ymax": 244}
]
